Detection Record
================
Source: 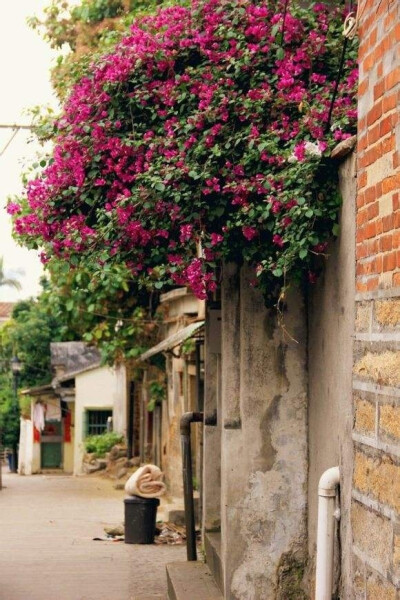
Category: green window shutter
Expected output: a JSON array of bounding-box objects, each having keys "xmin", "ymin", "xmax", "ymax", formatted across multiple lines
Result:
[{"xmin": 82, "ymin": 410, "xmax": 89, "ymax": 440}]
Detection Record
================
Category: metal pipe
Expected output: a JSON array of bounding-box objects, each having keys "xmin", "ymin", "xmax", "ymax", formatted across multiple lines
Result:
[
  {"xmin": 127, "ymin": 382, "xmax": 135, "ymax": 459},
  {"xmin": 316, "ymin": 466, "xmax": 340, "ymax": 600},
  {"xmin": 180, "ymin": 411, "xmax": 203, "ymax": 561}
]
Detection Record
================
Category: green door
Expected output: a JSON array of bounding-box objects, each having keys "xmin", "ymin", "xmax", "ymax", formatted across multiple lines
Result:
[
  {"xmin": 41, "ymin": 442, "xmax": 62, "ymax": 468},
  {"xmin": 41, "ymin": 421, "xmax": 63, "ymax": 469}
]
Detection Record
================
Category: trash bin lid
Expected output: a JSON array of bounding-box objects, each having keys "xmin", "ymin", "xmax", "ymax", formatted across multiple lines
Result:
[{"xmin": 124, "ymin": 495, "xmax": 160, "ymax": 506}]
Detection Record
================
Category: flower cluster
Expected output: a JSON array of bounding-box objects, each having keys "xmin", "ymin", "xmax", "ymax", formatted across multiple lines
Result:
[{"xmin": 11, "ymin": 0, "xmax": 358, "ymax": 301}]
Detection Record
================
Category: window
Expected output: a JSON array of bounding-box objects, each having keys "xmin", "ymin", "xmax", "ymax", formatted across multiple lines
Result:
[{"xmin": 85, "ymin": 409, "xmax": 112, "ymax": 436}]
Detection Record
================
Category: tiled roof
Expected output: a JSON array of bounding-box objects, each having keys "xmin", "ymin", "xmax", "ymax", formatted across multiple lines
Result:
[{"xmin": 0, "ymin": 302, "xmax": 15, "ymax": 319}]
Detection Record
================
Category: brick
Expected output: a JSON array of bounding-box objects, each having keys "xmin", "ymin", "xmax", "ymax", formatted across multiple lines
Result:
[
  {"xmin": 366, "ymin": 276, "xmax": 379, "ymax": 291},
  {"xmin": 385, "ymin": 66, "xmax": 400, "ymax": 91},
  {"xmin": 379, "ymin": 194, "xmax": 393, "ymax": 217},
  {"xmin": 383, "ymin": 251, "xmax": 396, "ymax": 271},
  {"xmin": 365, "ymin": 186, "xmax": 377, "ymax": 205},
  {"xmin": 393, "ymin": 533, "xmax": 400, "ymax": 568},
  {"xmin": 380, "ymin": 235, "xmax": 393, "ymax": 252},
  {"xmin": 354, "ymin": 398, "xmax": 375, "ymax": 434},
  {"xmin": 382, "ymin": 213, "xmax": 394, "ymax": 232},
  {"xmin": 357, "ymin": 244, "xmax": 368, "ymax": 260},
  {"xmin": 383, "ymin": 92, "xmax": 397, "ymax": 112},
  {"xmin": 354, "ymin": 350, "xmax": 400, "ymax": 386},
  {"xmin": 368, "ymin": 123, "xmax": 381, "ymax": 145},
  {"xmin": 380, "ymin": 270, "xmax": 393, "ymax": 289},
  {"xmin": 365, "ymin": 222, "xmax": 377, "ymax": 239},
  {"xmin": 382, "ymin": 176, "xmax": 399, "ymax": 195},
  {"xmin": 380, "ymin": 114, "xmax": 395, "ymax": 137},
  {"xmin": 353, "ymin": 451, "xmax": 400, "ymax": 511},
  {"xmin": 359, "ymin": 171, "xmax": 368, "ymax": 189},
  {"xmin": 382, "ymin": 135, "xmax": 395, "ymax": 155},
  {"xmin": 359, "ymin": 77, "xmax": 370, "ymax": 98},
  {"xmin": 375, "ymin": 299, "xmax": 400, "ymax": 326},
  {"xmin": 352, "ymin": 501, "xmax": 392, "ymax": 571},
  {"xmin": 366, "ymin": 570, "xmax": 397, "ymax": 600},
  {"xmin": 380, "ymin": 404, "xmax": 400, "ymax": 441},
  {"xmin": 367, "ymin": 101, "xmax": 383, "ymax": 126},
  {"xmin": 352, "ymin": 554, "xmax": 366, "ymax": 600},
  {"xmin": 373, "ymin": 80, "xmax": 385, "ymax": 101},
  {"xmin": 355, "ymin": 303, "xmax": 371, "ymax": 331}
]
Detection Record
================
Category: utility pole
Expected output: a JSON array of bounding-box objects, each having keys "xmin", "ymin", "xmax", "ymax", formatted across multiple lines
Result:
[{"xmin": 0, "ymin": 123, "xmax": 33, "ymax": 158}]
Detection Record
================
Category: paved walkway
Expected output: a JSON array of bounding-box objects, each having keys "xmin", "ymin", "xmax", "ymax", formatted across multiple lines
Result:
[{"xmin": 0, "ymin": 472, "xmax": 185, "ymax": 600}]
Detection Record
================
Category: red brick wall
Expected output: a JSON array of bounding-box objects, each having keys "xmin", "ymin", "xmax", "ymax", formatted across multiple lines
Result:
[
  {"xmin": 353, "ymin": 1, "xmax": 400, "ymax": 596},
  {"xmin": 357, "ymin": 0, "xmax": 400, "ymax": 292}
]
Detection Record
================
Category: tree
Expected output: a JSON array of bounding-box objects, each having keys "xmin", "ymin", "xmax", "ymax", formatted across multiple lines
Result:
[
  {"xmin": 11, "ymin": 0, "xmax": 357, "ymax": 305},
  {"xmin": 0, "ymin": 289, "xmax": 79, "ymax": 471},
  {"xmin": 0, "ymin": 257, "xmax": 21, "ymax": 292},
  {"xmin": 8, "ymin": 0, "xmax": 164, "ymax": 362}
]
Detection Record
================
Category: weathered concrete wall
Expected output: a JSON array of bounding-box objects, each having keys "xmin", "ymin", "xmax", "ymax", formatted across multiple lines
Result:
[
  {"xmin": 220, "ymin": 265, "xmax": 308, "ymax": 599},
  {"xmin": 307, "ymin": 152, "xmax": 356, "ymax": 596},
  {"xmin": 203, "ymin": 304, "xmax": 222, "ymax": 532}
]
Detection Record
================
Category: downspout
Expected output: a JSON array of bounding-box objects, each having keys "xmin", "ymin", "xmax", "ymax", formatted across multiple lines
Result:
[
  {"xmin": 316, "ymin": 466, "xmax": 340, "ymax": 600},
  {"xmin": 180, "ymin": 411, "xmax": 203, "ymax": 560}
]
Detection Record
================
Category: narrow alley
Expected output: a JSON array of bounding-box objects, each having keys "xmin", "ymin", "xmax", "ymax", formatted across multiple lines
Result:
[{"xmin": 0, "ymin": 472, "xmax": 185, "ymax": 600}]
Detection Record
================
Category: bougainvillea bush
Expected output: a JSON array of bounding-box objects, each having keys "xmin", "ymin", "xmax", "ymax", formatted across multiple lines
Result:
[{"xmin": 11, "ymin": 0, "xmax": 358, "ymax": 303}]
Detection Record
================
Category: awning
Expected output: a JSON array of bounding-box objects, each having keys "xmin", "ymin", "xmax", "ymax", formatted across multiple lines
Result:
[{"xmin": 139, "ymin": 321, "xmax": 204, "ymax": 361}]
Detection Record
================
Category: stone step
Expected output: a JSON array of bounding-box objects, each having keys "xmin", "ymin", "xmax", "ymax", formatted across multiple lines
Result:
[
  {"xmin": 204, "ymin": 532, "xmax": 223, "ymax": 594},
  {"xmin": 167, "ymin": 562, "xmax": 223, "ymax": 600},
  {"xmin": 131, "ymin": 596, "xmax": 166, "ymax": 600}
]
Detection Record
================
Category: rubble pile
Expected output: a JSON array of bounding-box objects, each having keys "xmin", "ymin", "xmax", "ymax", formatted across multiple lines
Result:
[{"xmin": 82, "ymin": 444, "xmax": 140, "ymax": 488}]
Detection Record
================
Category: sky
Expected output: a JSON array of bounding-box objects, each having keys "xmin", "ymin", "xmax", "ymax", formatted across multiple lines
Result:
[{"xmin": 0, "ymin": 1, "xmax": 59, "ymax": 302}]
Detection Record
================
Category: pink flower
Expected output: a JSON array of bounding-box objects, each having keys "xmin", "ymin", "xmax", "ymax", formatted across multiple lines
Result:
[
  {"xmin": 293, "ymin": 142, "xmax": 306, "ymax": 162},
  {"xmin": 144, "ymin": 130, "xmax": 154, "ymax": 141},
  {"xmin": 272, "ymin": 234, "xmax": 284, "ymax": 247},
  {"xmin": 312, "ymin": 241, "xmax": 328, "ymax": 253},
  {"xmin": 210, "ymin": 233, "xmax": 224, "ymax": 246},
  {"xmin": 7, "ymin": 202, "xmax": 21, "ymax": 215},
  {"xmin": 179, "ymin": 224, "xmax": 193, "ymax": 242},
  {"xmin": 281, "ymin": 217, "xmax": 292, "ymax": 228},
  {"xmin": 242, "ymin": 226, "xmax": 257, "ymax": 241}
]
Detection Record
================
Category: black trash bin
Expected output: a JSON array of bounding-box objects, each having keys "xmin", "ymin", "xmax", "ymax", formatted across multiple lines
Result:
[{"xmin": 124, "ymin": 495, "xmax": 160, "ymax": 544}]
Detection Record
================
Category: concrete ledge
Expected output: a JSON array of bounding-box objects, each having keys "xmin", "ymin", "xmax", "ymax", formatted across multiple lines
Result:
[
  {"xmin": 167, "ymin": 562, "xmax": 223, "ymax": 600},
  {"xmin": 204, "ymin": 532, "xmax": 223, "ymax": 594}
]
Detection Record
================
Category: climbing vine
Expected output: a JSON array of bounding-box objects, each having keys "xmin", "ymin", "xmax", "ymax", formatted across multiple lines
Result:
[{"xmin": 12, "ymin": 0, "xmax": 358, "ymax": 304}]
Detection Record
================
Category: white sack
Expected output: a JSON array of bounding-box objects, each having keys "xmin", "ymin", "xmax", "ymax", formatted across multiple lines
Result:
[{"xmin": 125, "ymin": 464, "xmax": 166, "ymax": 498}]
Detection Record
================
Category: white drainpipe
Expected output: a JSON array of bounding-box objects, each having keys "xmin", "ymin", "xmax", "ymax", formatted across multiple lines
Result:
[{"xmin": 315, "ymin": 466, "xmax": 340, "ymax": 600}]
